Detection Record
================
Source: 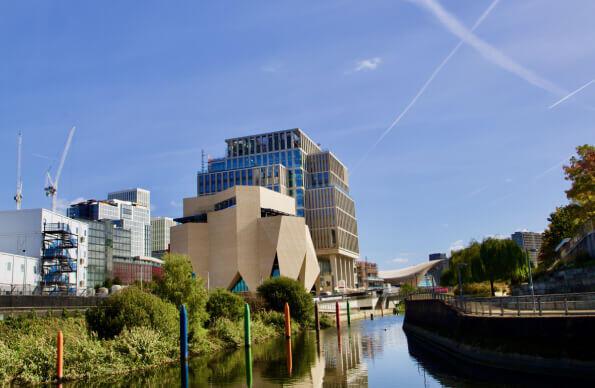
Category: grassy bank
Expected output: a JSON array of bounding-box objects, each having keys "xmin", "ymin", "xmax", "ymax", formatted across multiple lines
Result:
[{"xmin": 0, "ymin": 311, "xmax": 285, "ymax": 385}]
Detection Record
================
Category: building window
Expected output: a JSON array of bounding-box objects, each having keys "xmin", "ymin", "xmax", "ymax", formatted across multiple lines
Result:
[
  {"xmin": 6, "ymin": 263, "xmax": 11, "ymax": 271},
  {"xmin": 231, "ymin": 276, "xmax": 249, "ymax": 293}
]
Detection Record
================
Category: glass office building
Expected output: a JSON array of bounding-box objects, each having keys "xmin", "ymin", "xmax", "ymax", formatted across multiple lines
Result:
[{"xmin": 197, "ymin": 128, "xmax": 359, "ymax": 292}]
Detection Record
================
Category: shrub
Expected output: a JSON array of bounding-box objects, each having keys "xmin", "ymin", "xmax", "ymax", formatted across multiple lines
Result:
[
  {"xmin": 255, "ymin": 310, "xmax": 285, "ymax": 330},
  {"xmin": 318, "ymin": 313, "xmax": 334, "ymax": 329},
  {"xmin": 86, "ymin": 286, "xmax": 178, "ymax": 339},
  {"xmin": 242, "ymin": 293, "xmax": 266, "ymax": 314},
  {"xmin": 206, "ymin": 289, "xmax": 244, "ymax": 325},
  {"xmin": 257, "ymin": 276, "xmax": 313, "ymax": 326},
  {"xmin": 0, "ymin": 340, "xmax": 16, "ymax": 384},
  {"xmin": 114, "ymin": 327, "xmax": 177, "ymax": 364}
]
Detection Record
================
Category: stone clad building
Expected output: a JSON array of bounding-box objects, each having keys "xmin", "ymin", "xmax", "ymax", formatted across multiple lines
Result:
[{"xmin": 170, "ymin": 186, "xmax": 320, "ymax": 292}]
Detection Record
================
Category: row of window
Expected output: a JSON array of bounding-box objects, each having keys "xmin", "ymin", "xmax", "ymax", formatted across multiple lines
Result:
[
  {"xmin": 210, "ymin": 149, "xmax": 304, "ymax": 173},
  {"xmin": 199, "ymin": 166, "xmax": 288, "ymax": 195},
  {"xmin": 227, "ymin": 131, "xmax": 301, "ymax": 157}
]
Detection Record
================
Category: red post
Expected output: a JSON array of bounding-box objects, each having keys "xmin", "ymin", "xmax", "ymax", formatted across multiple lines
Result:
[
  {"xmin": 57, "ymin": 330, "xmax": 63, "ymax": 381},
  {"xmin": 284, "ymin": 302, "xmax": 291, "ymax": 338},
  {"xmin": 335, "ymin": 301, "xmax": 341, "ymax": 330}
]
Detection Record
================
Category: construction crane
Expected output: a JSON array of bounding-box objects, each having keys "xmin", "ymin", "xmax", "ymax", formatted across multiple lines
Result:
[
  {"xmin": 44, "ymin": 126, "xmax": 76, "ymax": 213},
  {"xmin": 14, "ymin": 131, "xmax": 23, "ymax": 210}
]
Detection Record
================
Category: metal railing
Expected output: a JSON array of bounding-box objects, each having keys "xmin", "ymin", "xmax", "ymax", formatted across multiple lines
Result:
[{"xmin": 407, "ymin": 291, "xmax": 595, "ymax": 317}]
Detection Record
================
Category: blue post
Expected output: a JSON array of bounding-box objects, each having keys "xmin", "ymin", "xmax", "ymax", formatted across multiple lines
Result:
[{"xmin": 180, "ymin": 304, "xmax": 189, "ymax": 388}]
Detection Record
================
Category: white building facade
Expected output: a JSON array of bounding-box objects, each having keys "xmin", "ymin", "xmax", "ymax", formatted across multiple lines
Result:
[
  {"xmin": 0, "ymin": 252, "xmax": 40, "ymax": 294},
  {"xmin": 151, "ymin": 217, "xmax": 178, "ymax": 256},
  {"xmin": 0, "ymin": 209, "xmax": 89, "ymax": 294}
]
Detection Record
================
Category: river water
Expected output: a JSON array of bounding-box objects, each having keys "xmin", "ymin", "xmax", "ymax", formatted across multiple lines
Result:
[{"xmin": 67, "ymin": 315, "xmax": 591, "ymax": 387}]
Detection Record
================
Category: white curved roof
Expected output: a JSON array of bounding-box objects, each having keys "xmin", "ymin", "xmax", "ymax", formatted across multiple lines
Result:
[{"xmin": 378, "ymin": 259, "xmax": 446, "ymax": 282}]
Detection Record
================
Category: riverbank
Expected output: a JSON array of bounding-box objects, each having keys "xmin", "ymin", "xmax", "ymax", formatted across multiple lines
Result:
[
  {"xmin": 404, "ymin": 298, "xmax": 595, "ymax": 378},
  {"xmin": 0, "ymin": 312, "xmax": 282, "ymax": 385}
]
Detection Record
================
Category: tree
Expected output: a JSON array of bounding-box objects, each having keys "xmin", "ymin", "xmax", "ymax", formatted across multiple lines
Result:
[
  {"xmin": 479, "ymin": 238, "xmax": 525, "ymax": 296},
  {"xmin": 538, "ymin": 204, "xmax": 582, "ymax": 266},
  {"xmin": 155, "ymin": 253, "xmax": 208, "ymax": 335},
  {"xmin": 564, "ymin": 144, "xmax": 595, "ymax": 220},
  {"xmin": 257, "ymin": 277, "xmax": 313, "ymax": 326}
]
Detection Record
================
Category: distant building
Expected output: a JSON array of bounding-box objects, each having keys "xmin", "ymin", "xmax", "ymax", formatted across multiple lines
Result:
[
  {"xmin": 380, "ymin": 260, "xmax": 447, "ymax": 288},
  {"xmin": 196, "ymin": 129, "xmax": 359, "ymax": 293},
  {"xmin": 170, "ymin": 186, "xmax": 320, "ymax": 292},
  {"xmin": 112, "ymin": 256, "xmax": 164, "ymax": 285},
  {"xmin": 355, "ymin": 260, "xmax": 383, "ymax": 289},
  {"xmin": 511, "ymin": 231, "xmax": 543, "ymax": 266},
  {"xmin": 84, "ymin": 220, "xmax": 131, "ymax": 287},
  {"xmin": 68, "ymin": 189, "xmax": 151, "ymax": 257},
  {"xmin": 151, "ymin": 217, "xmax": 178, "ymax": 258},
  {"xmin": 0, "ymin": 209, "xmax": 88, "ymax": 295},
  {"xmin": 429, "ymin": 253, "xmax": 447, "ymax": 261}
]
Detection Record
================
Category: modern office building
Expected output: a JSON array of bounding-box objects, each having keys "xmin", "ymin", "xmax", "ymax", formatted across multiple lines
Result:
[
  {"xmin": 151, "ymin": 217, "xmax": 178, "ymax": 258},
  {"xmin": 68, "ymin": 189, "xmax": 151, "ymax": 257},
  {"xmin": 511, "ymin": 231, "xmax": 543, "ymax": 266},
  {"xmin": 0, "ymin": 209, "xmax": 88, "ymax": 295},
  {"xmin": 84, "ymin": 219, "xmax": 132, "ymax": 287},
  {"xmin": 170, "ymin": 186, "xmax": 320, "ymax": 292},
  {"xmin": 196, "ymin": 128, "xmax": 359, "ymax": 293}
]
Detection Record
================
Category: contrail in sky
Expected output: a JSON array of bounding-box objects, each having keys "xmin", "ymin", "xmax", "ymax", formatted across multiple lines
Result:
[
  {"xmin": 549, "ymin": 79, "xmax": 595, "ymax": 109},
  {"xmin": 411, "ymin": 0, "xmax": 567, "ymax": 96},
  {"xmin": 355, "ymin": 0, "xmax": 500, "ymax": 169}
]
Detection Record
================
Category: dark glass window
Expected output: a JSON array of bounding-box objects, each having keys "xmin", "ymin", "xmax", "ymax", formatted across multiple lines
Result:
[{"xmin": 231, "ymin": 276, "xmax": 249, "ymax": 293}]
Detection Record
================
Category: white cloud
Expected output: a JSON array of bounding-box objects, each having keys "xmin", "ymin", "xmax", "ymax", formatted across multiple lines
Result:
[
  {"xmin": 261, "ymin": 63, "xmax": 282, "ymax": 73},
  {"xmin": 391, "ymin": 258, "xmax": 409, "ymax": 264},
  {"xmin": 449, "ymin": 240, "xmax": 465, "ymax": 253},
  {"xmin": 466, "ymin": 185, "xmax": 488, "ymax": 199},
  {"xmin": 353, "ymin": 57, "xmax": 382, "ymax": 72},
  {"xmin": 54, "ymin": 197, "xmax": 86, "ymax": 214},
  {"xmin": 170, "ymin": 200, "xmax": 182, "ymax": 208}
]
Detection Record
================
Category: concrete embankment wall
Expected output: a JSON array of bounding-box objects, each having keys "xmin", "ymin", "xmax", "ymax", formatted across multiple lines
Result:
[
  {"xmin": 0, "ymin": 295, "xmax": 102, "ymax": 317},
  {"xmin": 404, "ymin": 299, "xmax": 595, "ymax": 375}
]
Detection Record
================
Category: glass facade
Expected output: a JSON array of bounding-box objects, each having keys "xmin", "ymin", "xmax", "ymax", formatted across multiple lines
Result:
[{"xmin": 197, "ymin": 128, "xmax": 360, "ymax": 292}]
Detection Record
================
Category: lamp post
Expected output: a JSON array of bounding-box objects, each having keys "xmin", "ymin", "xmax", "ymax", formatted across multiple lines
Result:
[{"xmin": 525, "ymin": 249, "xmax": 536, "ymax": 312}]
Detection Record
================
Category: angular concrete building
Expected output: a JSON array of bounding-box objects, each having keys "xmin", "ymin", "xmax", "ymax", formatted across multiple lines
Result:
[{"xmin": 170, "ymin": 186, "xmax": 320, "ymax": 292}]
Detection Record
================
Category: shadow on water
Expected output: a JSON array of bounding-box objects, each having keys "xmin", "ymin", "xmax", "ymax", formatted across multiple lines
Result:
[
  {"xmin": 405, "ymin": 329, "xmax": 595, "ymax": 388},
  {"xmin": 59, "ymin": 314, "xmax": 594, "ymax": 387}
]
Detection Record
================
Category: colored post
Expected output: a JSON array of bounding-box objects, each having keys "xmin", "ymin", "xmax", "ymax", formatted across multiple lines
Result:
[
  {"xmin": 244, "ymin": 303, "xmax": 251, "ymax": 347},
  {"xmin": 180, "ymin": 304, "xmax": 189, "ymax": 387},
  {"xmin": 284, "ymin": 302, "xmax": 291, "ymax": 338},
  {"xmin": 285, "ymin": 338, "xmax": 293, "ymax": 376},
  {"xmin": 314, "ymin": 302, "xmax": 320, "ymax": 333},
  {"xmin": 56, "ymin": 330, "xmax": 63, "ymax": 382},
  {"xmin": 346, "ymin": 300, "xmax": 351, "ymax": 326},
  {"xmin": 335, "ymin": 301, "xmax": 341, "ymax": 330},
  {"xmin": 244, "ymin": 346, "xmax": 253, "ymax": 387}
]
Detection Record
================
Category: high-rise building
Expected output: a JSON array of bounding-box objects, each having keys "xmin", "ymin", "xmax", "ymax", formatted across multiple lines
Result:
[
  {"xmin": 355, "ymin": 260, "xmax": 382, "ymax": 289},
  {"xmin": 511, "ymin": 231, "xmax": 543, "ymax": 266},
  {"xmin": 68, "ymin": 189, "xmax": 151, "ymax": 257},
  {"xmin": 196, "ymin": 128, "xmax": 359, "ymax": 292},
  {"xmin": 151, "ymin": 217, "xmax": 178, "ymax": 258},
  {"xmin": 429, "ymin": 253, "xmax": 447, "ymax": 261}
]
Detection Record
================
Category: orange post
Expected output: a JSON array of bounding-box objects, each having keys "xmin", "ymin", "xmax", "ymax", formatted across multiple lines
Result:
[
  {"xmin": 56, "ymin": 330, "xmax": 63, "ymax": 381},
  {"xmin": 284, "ymin": 302, "xmax": 291, "ymax": 338},
  {"xmin": 335, "ymin": 301, "xmax": 341, "ymax": 330}
]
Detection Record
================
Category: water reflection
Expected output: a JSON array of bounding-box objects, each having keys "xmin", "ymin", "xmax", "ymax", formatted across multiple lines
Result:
[{"xmin": 60, "ymin": 315, "xmax": 591, "ymax": 387}]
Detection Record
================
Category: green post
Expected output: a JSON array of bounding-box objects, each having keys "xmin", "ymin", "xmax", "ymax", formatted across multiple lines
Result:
[
  {"xmin": 244, "ymin": 346, "xmax": 253, "ymax": 387},
  {"xmin": 244, "ymin": 303, "xmax": 251, "ymax": 347},
  {"xmin": 346, "ymin": 300, "xmax": 351, "ymax": 326}
]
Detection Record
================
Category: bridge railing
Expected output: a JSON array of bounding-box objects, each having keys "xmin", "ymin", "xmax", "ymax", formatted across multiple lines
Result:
[{"xmin": 407, "ymin": 291, "xmax": 595, "ymax": 316}]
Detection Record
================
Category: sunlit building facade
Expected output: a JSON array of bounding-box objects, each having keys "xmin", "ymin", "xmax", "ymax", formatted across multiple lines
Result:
[{"xmin": 197, "ymin": 128, "xmax": 359, "ymax": 292}]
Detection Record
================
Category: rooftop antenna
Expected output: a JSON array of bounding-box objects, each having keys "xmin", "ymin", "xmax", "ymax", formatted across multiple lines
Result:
[
  {"xmin": 14, "ymin": 131, "xmax": 23, "ymax": 210},
  {"xmin": 44, "ymin": 126, "xmax": 76, "ymax": 212}
]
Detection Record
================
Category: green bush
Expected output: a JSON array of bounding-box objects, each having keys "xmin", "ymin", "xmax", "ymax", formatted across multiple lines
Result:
[
  {"xmin": 257, "ymin": 276, "xmax": 313, "ymax": 326},
  {"xmin": 114, "ymin": 327, "xmax": 177, "ymax": 364},
  {"xmin": 206, "ymin": 289, "xmax": 244, "ymax": 325},
  {"xmin": 318, "ymin": 313, "xmax": 333, "ymax": 329},
  {"xmin": 255, "ymin": 310, "xmax": 285, "ymax": 330},
  {"xmin": 86, "ymin": 287, "xmax": 178, "ymax": 339}
]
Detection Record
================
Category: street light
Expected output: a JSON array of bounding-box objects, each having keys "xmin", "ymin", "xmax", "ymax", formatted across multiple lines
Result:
[
  {"xmin": 456, "ymin": 263, "xmax": 467, "ymax": 297},
  {"xmin": 525, "ymin": 249, "xmax": 537, "ymax": 312}
]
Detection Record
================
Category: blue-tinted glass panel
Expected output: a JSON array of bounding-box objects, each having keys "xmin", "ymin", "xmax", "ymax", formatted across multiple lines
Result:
[{"xmin": 231, "ymin": 277, "xmax": 249, "ymax": 293}]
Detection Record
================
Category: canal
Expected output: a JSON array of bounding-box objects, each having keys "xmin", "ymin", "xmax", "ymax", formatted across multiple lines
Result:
[{"xmin": 64, "ymin": 315, "xmax": 591, "ymax": 387}]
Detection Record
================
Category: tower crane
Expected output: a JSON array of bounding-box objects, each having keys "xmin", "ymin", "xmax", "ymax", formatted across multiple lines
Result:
[
  {"xmin": 44, "ymin": 126, "xmax": 76, "ymax": 213},
  {"xmin": 14, "ymin": 131, "xmax": 23, "ymax": 210}
]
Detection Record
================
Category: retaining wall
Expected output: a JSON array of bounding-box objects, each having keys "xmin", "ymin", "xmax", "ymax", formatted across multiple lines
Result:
[{"xmin": 404, "ymin": 299, "xmax": 595, "ymax": 362}]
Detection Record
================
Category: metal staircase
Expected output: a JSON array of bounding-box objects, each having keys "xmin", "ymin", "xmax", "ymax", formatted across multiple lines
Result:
[{"xmin": 41, "ymin": 222, "xmax": 78, "ymax": 295}]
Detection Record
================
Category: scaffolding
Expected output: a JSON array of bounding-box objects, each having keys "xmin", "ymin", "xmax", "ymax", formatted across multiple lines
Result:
[{"xmin": 41, "ymin": 222, "xmax": 78, "ymax": 295}]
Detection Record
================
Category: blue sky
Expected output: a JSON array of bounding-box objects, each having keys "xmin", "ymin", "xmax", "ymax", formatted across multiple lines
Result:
[{"xmin": 0, "ymin": 1, "xmax": 593, "ymax": 270}]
